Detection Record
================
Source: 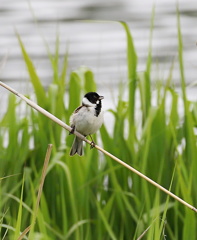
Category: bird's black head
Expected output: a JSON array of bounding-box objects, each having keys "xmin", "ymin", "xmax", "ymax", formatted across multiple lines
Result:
[
  {"xmin": 84, "ymin": 92, "xmax": 104, "ymax": 104},
  {"xmin": 83, "ymin": 92, "xmax": 104, "ymax": 116}
]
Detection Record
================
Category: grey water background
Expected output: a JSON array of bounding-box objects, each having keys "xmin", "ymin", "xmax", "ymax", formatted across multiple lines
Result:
[{"xmin": 0, "ymin": 0, "xmax": 197, "ymax": 116}]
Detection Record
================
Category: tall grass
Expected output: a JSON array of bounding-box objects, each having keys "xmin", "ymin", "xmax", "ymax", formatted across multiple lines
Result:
[{"xmin": 0, "ymin": 15, "xmax": 197, "ymax": 240}]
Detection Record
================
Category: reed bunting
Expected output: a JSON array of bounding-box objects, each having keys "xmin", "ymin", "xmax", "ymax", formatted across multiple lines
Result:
[{"xmin": 69, "ymin": 92, "xmax": 104, "ymax": 156}]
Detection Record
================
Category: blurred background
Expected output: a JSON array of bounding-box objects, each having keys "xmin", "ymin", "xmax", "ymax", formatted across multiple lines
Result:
[
  {"xmin": 1, "ymin": 1, "xmax": 197, "ymax": 239},
  {"xmin": 0, "ymin": 0, "xmax": 197, "ymax": 92}
]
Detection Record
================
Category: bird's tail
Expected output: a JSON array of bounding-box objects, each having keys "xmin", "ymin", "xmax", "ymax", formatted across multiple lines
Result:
[{"xmin": 70, "ymin": 136, "xmax": 83, "ymax": 156}]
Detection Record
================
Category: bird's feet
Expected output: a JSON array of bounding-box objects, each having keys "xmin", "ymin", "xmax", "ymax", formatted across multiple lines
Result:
[
  {"xmin": 90, "ymin": 141, "xmax": 96, "ymax": 149},
  {"xmin": 69, "ymin": 125, "xmax": 75, "ymax": 135},
  {"xmin": 89, "ymin": 135, "xmax": 96, "ymax": 149}
]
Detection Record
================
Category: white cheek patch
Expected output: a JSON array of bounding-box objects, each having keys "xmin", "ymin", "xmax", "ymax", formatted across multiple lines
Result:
[
  {"xmin": 96, "ymin": 100, "xmax": 99, "ymax": 104},
  {"xmin": 82, "ymin": 97, "xmax": 96, "ymax": 107}
]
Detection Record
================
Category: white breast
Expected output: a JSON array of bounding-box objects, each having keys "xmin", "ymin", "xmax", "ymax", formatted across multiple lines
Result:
[{"xmin": 70, "ymin": 106, "xmax": 104, "ymax": 136}]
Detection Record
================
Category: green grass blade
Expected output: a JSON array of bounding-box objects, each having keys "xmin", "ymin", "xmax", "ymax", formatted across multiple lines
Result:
[
  {"xmin": 96, "ymin": 198, "xmax": 117, "ymax": 240},
  {"xmin": 84, "ymin": 69, "xmax": 96, "ymax": 93},
  {"xmin": 120, "ymin": 22, "xmax": 137, "ymax": 129},
  {"xmin": 143, "ymin": 5, "xmax": 155, "ymax": 122},
  {"xmin": 14, "ymin": 175, "xmax": 25, "ymax": 239},
  {"xmin": 17, "ymin": 33, "xmax": 47, "ymax": 107},
  {"xmin": 177, "ymin": 5, "xmax": 197, "ymax": 180}
]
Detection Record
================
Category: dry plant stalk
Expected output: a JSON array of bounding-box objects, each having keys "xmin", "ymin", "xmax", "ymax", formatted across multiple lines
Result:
[
  {"xmin": 17, "ymin": 144, "xmax": 53, "ymax": 240},
  {"xmin": 0, "ymin": 81, "xmax": 196, "ymax": 213}
]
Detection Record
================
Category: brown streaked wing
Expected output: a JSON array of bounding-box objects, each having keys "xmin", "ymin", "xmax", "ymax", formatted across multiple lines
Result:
[{"xmin": 74, "ymin": 105, "xmax": 83, "ymax": 113}]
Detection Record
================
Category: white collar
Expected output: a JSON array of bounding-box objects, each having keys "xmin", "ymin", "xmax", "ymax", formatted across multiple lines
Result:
[{"xmin": 82, "ymin": 97, "xmax": 96, "ymax": 107}]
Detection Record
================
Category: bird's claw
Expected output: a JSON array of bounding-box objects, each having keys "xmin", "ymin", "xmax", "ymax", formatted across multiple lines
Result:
[
  {"xmin": 90, "ymin": 141, "xmax": 96, "ymax": 149},
  {"xmin": 69, "ymin": 126, "xmax": 75, "ymax": 135}
]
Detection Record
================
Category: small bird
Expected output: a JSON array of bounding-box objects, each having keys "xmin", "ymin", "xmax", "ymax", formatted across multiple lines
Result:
[{"xmin": 69, "ymin": 92, "xmax": 104, "ymax": 156}]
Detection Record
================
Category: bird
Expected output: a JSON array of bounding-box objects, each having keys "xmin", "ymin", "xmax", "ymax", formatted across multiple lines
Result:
[{"xmin": 69, "ymin": 92, "xmax": 104, "ymax": 156}]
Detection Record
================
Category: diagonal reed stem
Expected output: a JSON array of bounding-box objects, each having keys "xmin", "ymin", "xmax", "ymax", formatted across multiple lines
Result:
[
  {"xmin": 17, "ymin": 144, "xmax": 53, "ymax": 240},
  {"xmin": 0, "ymin": 81, "xmax": 196, "ymax": 213}
]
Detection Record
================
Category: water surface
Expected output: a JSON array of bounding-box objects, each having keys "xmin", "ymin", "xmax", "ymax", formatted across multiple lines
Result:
[{"xmin": 0, "ymin": 0, "xmax": 197, "ymax": 104}]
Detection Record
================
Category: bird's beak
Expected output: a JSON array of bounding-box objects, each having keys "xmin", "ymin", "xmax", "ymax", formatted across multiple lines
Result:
[{"xmin": 99, "ymin": 96, "xmax": 104, "ymax": 100}]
